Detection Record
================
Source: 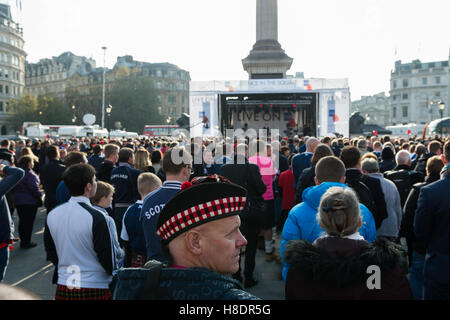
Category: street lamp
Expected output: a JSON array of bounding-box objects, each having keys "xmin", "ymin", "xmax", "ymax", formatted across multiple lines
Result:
[
  {"xmin": 101, "ymin": 46, "xmax": 107, "ymax": 129},
  {"xmin": 72, "ymin": 105, "xmax": 76, "ymax": 123},
  {"xmin": 106, "ymin": 104, "xmax": 112, "ymax": 137},
  {"xmin": 439, "ymin": 101, "xmax": 445, "ymax": 137}
]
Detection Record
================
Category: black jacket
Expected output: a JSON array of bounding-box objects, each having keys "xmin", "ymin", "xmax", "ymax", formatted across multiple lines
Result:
[
  {"xmin": 220, "ymin": 157, "xmax": 266, "ymax": 199},
  {"xmin": 39, "ymin": 159, "xmax": 66, "ymax": 211},
  {"xmin": 384, "ymin": 165, "xmax": 424, "ymax": 208},
  {"xmin": 402, "ymin": 174, "xmax": 440, "ymax": 261},
  {"xmin": 295, "ymin": 165, "xmax": 316, "ymax": 204},
  {"xmin": 220, "ymin": 158, "xmax": 267, "ymax": 230},
  {"xmin": 414, "ymin": 153, "xmax": 436, "ymax": 176},
  {"xmin": 284, "ymin": 237, "xmax": 412, "ymax": 300},
  {"xmin": 97, "ymin": 160, "xmax": 116, "ymax": 183},
  {"xmin": 278, "ymin": 153, "xmax": 289, "ymax": 173},
  {"xmin": 379, "ymin": 160, "xmax": 396, "ymax": 173},
  {"xmin": 345, "ymin": 169, "xmax": 387, "ymax": 229}
]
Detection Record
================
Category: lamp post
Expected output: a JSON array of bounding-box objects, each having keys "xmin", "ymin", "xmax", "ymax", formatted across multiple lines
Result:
[
  {"xmin": 106, "ymin": 104, "xmax": 112, "ymax": 138},
  {"xmin": 72, "ymin": 105, "xmax": 77, "ymax": 123},
  {"xmin": 439, "ymin": 101, "xmax": 445, "ymax": 137},
  {"xmin": 101, "ymin": 46, "xmax": 107, "ymax": 129}
]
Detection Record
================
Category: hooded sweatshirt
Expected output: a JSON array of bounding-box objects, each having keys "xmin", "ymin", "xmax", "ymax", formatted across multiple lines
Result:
[{"xmin": 280, "ymin": 182, "xmax": 377, "ymax": 281}]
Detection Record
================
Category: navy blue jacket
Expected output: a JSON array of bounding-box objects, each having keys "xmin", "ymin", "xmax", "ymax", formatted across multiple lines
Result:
[
  {"xmin": 140, "ymin": 181, "xmax": 182, "ymax": 262},
  {"xmin": 122, "ymin": 201, "xmax": 146, "ymax": 256},
  {"xmin": 40, "ymin": 159, "xmax": 65, "ymax": 210},
  {"xmin": 110, "ymin": 164, "xmax": 141, "ymax": 205},
  {"xmin": 0, "ymin": 166, "xmax": 25, "ymax": 245},
  {"xmin": 292, "ymin": 152, "xmax": 313, "ymax": 189},
  {"xmin": 414, "ymin": 174, "xmax": 450, "ymax": 285},
  {"xmin": 88, "ymin": 154, "xmax": 104, "ymax": 173}
]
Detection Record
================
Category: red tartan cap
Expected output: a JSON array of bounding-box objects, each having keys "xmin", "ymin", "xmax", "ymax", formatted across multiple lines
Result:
[{"xmin": 156, "ymin": 182, "xmax": 247, "ymax": 244}]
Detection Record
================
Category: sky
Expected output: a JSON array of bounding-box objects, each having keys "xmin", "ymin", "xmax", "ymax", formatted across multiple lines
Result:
[{"xmin": 11, "ymin": 0, "xmax": 450, "ymax": 101}]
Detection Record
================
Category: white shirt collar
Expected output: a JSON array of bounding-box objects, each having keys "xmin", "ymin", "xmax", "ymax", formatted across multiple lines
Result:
[
  {"xmin": 69, "ymin": 196, "xmax": 92, "ymax": 206},
  {"xmin": 324, "ymin": 232, "xmax": 364, "ymax": 240}
]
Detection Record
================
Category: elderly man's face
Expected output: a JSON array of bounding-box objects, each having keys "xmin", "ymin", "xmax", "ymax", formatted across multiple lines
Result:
[{"xmin": 198, "ymin": 215, "xmax": 247, "ymax": 275}]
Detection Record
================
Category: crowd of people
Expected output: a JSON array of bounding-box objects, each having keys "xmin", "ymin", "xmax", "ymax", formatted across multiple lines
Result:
[{"xmin": 0, "ymin": 132, "xmax": 449, "ymax": 300}]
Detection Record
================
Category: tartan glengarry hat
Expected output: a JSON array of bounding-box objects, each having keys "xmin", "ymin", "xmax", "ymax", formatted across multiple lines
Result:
[{"xmin": 156, "ymin": 181, "xmax": 247, "ymax": 244}]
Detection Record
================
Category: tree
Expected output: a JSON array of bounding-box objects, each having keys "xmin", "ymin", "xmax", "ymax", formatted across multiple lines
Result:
[
  {"xmin": 109, "ymin": 74, "xmax": 164, "ymax": 132},
  {"xmin": 7, "ymin": 93, "xmax": 73, "ymax": 131}
]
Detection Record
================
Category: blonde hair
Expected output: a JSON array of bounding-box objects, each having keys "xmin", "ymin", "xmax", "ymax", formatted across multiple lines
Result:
[
  {"xmin": 361, "ymin": 152, "xmax": 378, "ymax": 162},
  {"xmin": 318, "ymin": 187, "xmax": 361, "ymax": 238},
  {"xmin": 20, "ymin": 147, "xmax": 39, "ymax": 163},
  {"xmin": 91, "ymin": 181, "xmax": 115, "ymax": 205},
  {"xmin": 134, "ymin": 148, "xmax": 152, "ymax": 172},
  {"xmin": 138, "ymin": 173, "xmax": 162, "ymax": 197}
]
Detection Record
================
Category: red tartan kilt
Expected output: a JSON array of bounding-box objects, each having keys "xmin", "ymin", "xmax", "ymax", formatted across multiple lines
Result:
[{"xmin": 55, "ymin": 284, "xmax": 112, "ymax": 300}]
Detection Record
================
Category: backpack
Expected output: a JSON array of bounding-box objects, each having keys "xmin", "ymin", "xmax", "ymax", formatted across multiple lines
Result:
[
  {"xmin": 346, "ymin": 178, "xmax": 376, "ymax": 216},
  {"xmin": 384, "ymin": 170, "xmax": 412, "ymax": 208}
]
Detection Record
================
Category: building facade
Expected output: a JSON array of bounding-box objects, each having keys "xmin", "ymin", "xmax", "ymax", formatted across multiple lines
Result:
[
  {"xmin": 25, "ymin": 53, "xmax": 190, "ymax": 126},
  {"xmin": 351, "ymin": 92, "xmax": 390, "ymax": 127},
  {"xmin": 0, "ymin": 3, "xmax": 25, "ymax": 134},
  {"xmin": 390, "ymin": 57, "xmax": 449, "ymax": 125},
  {"xmin": 112, "ymin": 55, "xmax": 190, "ymax": 123},
  {"xmin": 25, "ymin": 52, "xmax": 97, "ymax": 99}
]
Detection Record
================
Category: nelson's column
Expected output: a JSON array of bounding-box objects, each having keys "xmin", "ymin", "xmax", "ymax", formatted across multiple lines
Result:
[{"xmin": 242, "ymin": 0, "xmax": 293, "ymax": 79}]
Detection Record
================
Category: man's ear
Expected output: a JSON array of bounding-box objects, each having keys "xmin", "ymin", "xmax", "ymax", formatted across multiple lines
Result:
[
  {"xmin": 314, "ymin": 176, "xmax": 320, "ymax": 186},
  {"xmin": 184, "ymin": 230, "xmax": 202, "ymax": 256},
  {"xmin": 442, "ymin": 154, "xmax": 448, "ymax": 165}
]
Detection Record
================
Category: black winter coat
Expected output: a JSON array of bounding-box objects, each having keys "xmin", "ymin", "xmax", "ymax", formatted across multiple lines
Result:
[
  {"xmin": 220, "ymin": 157, "xmax": 267, "ymax": 230},
  {"xmin": 39, "ymin": 159, "xmax": 65, "ymax": 211},
  {"xmin": 345, "ymin": 169, "xmax": 388, "ymax": 229},
  {"xmin": 284, "ymin": 237, "xmax": 412, "ymax": 300},
  {"xmin": 295, "ymin": 165, "xmax": 316, "ymax": 204},
  {"xmin": 401, "ymin": 174, "xmax": 440, "ymax": 263}
]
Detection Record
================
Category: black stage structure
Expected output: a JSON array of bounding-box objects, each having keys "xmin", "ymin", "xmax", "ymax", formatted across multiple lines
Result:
[{"xmin": 219, "ymin": 92, "xmax": 318, "ymax": 137}]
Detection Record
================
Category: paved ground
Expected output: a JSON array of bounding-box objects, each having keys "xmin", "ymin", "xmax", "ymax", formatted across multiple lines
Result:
[{"xmin": 3, "ymin": 208, "xmax": 285, "ymax": 300}]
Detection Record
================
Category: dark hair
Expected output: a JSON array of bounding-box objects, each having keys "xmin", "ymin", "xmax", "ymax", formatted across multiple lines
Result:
[
  {"xmin": 339, "ymin": 146, "xmax": 361, "ymax": 168},
  {"xmin": 17, "ymin": 155, "xmax": 33, "ymax": 169},
  {"xmin": 151, "ymin": 150, "xmax": 162, "ymax": 164},
  {"xmin": 46, "ymin": 145, "xmax": 59, "ymax": 160},
  {"xmin": 162, "ymin": 147, "xmax": 192, "ymax": 175},
  {"xmin": 92, "ymin": 145, "xmax": 103, "ymax": 155},
  {"xmin": 63, "ymin": 164, "xmax": 96, "ymax": 196},
  {"xmin": 0, "ymin": 139, "xmax": 9, "ymax": 148},
  {"xmin": 445, "ymin": 141, "xmax": 450, "ymax": 162},
  {"xmin": 315, "ymin": 156, "xmax": 346, "ymax": 183},
  {"xmin": 64, "ymin": 151, "xmax": 87, "ymax": 167},
  {"xmin": 428, "ymin": 140, "xmax": 442, "ymax": 154},
  {"xmin": 311, "ymin": 144, "xmax": 333, "ymax": 165},
  {"xmin": 118, "ymin": 148, "xmax": 134, "ymax": 163}
]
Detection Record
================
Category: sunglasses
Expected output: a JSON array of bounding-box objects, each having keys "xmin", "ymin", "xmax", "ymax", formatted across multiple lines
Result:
[{"xmin": 191, "ymin": 174, "xmax": 231, "ymax": 185}]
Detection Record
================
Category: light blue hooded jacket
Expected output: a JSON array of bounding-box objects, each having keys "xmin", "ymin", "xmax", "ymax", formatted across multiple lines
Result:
[{"xmin": 280, "ymin": 182, "xmax": 377, "ymax": 281}]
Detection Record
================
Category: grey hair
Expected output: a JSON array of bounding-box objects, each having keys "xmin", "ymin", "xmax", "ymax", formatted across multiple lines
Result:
[
  {"xmin": 361, "ymin": 158, "xmax": 379, "ymax": 173},
  {"xmin": 395, "ymin": 150, "xmax": 411, "ymax": 165},
  {"xmin": 357, "ymin": 139, "xmax": 368, "ymax": 150},
  {"xmin": 306, "ymin": 137, "xmax": 320, "ymax": 152},
  {"xmin": 318, "ymin": 187, "xmax": 361, "ymax": 238}
]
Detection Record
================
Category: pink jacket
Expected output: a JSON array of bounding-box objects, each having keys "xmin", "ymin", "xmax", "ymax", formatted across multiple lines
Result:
[{"xmin": 249, "ymin": 155, "xmax": 276, "ymax": 200}]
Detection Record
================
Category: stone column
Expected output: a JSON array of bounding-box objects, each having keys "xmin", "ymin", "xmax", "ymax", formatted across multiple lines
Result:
[
  {"xmin": 242, "ymin": 0, "xmax": 293, "ymax": 79},
  {"xmin": 257, "ymin": 0, "xmax": 278, "ymax": 42}
]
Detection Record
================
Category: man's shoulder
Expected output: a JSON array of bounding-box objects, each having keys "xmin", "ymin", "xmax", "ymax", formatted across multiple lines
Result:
[
  {"xmin": 142, "ymin": 186, "xmax": 178, "ymax": 205},
  {"xmin": 422, "ymin": 177, "xmax": 450, "ymax": 192}
]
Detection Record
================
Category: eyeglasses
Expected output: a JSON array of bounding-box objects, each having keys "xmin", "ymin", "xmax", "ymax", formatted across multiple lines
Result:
[{"xmin": 191, "ymin": 174, "xmax": 231, "ymax": 185}]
